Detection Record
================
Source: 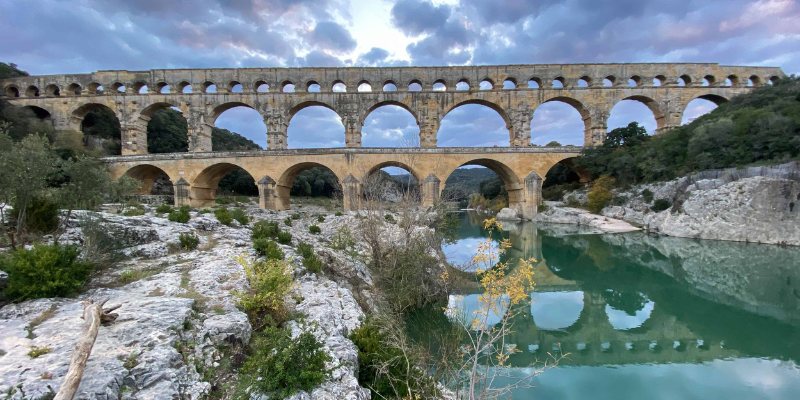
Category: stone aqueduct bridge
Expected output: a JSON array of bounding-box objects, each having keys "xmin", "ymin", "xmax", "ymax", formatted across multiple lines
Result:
[{"xmin": 0, "ymin": 63, "xmax": 784, "ymax": 216}]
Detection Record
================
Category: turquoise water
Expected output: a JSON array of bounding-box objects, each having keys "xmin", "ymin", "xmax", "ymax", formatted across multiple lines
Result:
[{"xmin": 430, "ymin": 212, "xmax": 800, "ymax": 399}]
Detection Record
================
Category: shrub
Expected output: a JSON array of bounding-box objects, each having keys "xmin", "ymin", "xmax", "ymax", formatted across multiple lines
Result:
[
  {"xmin": 12, "ymin": 197, "xmax": 59, "ymax": 234},
  {"xmin": 651, "ymin": 198, "xmax": 672, "ymax": 212},
  {"xmin": 384, "ymin": 214, "xmax": 396, "ymax": 224},
  {"xmin": 284, "ymin": 217, "xmax": 292, "ymax": 227},
  {"xmin": 27, "ymin": 346, "xmax": 52, "ymax": 359},
  {"xmin": 331, "ymin": 226, "xmax": 356, "ymax": 251},
  {"xmin": 252, "ymin": 220, "xmax": 280, "ymax": 239},
  {"xmin": 610, "ymin": 194, "xmax": 629, "ymax": 206},
  {"xmin": 334, "ymin": 211, "xmax": 343, "ymax": 217},
  {"xmin": 587, "ymin": 175, "xmax": 615, "ymax": 214},
  {"xmin": 276, "ymin": 231, "xmax": 292, "ymax": 245},
  {"xmin": 253, "ymin": 238, "xmax": 284, "ymax": 260},
  {"xmin": 308, "ymin": 225, "xmax": 321, "ymax": 234},
  {"xmin": 179, "ymin": 232, "xmax": 199, "ymax": 250},
  {"xmin": 291, "ymin": 213, "xmax": 302, "ymax": 220},
  {"xmin": 123, "ymin": 205, "xmax": 145, "ymax": 217},
  {"xmin": 538, "ymin": 203, "xmax": 549, "ymax": 213},
  {"xmin": 1, "ymin": 244, "xmax": 93, "ymax": 301},
  {"xmin": 155, "ymin": 204, "xmax": 173, "ymax": 214},
  {"xmin": 236, "ymin": 257, "xmax": 293, "ymax": 328},
  {"xmin": 231, "ymin": 208, "xmax": 249, "ymax": 225},
  {"xmin": 296, "ymin": 242, "xmax": 322, "ymax": 274},
  {"xmin": 317, "ymin": 215, "xmax": 325, "ymax": 223},
  {"xmin": 296, "ymin": 242, "xmax": 315, "ymax": 259},
  {"xmin": 169, "ymin": 206, "xmax": 191, "ymax": 223},
  {"xmin": 641, "ymin": 189, "xmax": 654, "ymax": 203},
  {"xmin": 214, "ymin": 207, "xmax": 232, "ymax": 226},
  {"xmin": 242, "ymin": 326, "xmax": 330, "ymax": 398}
]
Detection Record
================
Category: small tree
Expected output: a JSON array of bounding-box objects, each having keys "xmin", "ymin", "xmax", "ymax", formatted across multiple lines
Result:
[{"xmin": 587, "ymin": 175, "xmax": 615, "ymax": 213}]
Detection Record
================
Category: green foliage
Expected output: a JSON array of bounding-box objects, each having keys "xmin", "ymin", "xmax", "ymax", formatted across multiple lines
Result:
[
  {"xmin": 308, "ymin": 225, "xmax": 321, "ymax": 234},
  {"xmin": 317, "ymin": 215, "xmax": 325, "ymax": 223},
  {"xmin": 179, "ymin": 232, "xmax": 199, "ymax": 250},
  {"xmin": 441, "ymin": 167, "xmax": 499, "ymax": 205},
  {"xmin": 11, "ymin": 197, "xmax": 59, "ymax": 234},
  {"xmin": 27, "ymin": 346, "xmax": 51, "ymax": 359},
  {"xmin": 587, "ymin": 175, "xmax": 615, "ymax": 213},
  {"xmin": 156, "ymin": 204, "xmax": 173, "ymax": 214},
  {"xmin": 291, "ymin": 213, "xmax": 302, "ymax": 220},
  {"xmin": 290, "ymin": 167, "xmax": 340, "ymax": 197},
  {"xmin": 169, "ymin": 206, "xmax": 191, "ymax": 223},
  {"xmin": 80, "ymin": 106, "xmax": 121, "ymax": 155},
  {"xmin": 542, "ymin": 182, "xmax": 582, "ymax": 201},
  {"xmin": 351, "ymin": 318, "xmax": 436, "ymax": 398},
  {"xmin": 276, "ymin": 231, "xmax": 292, "ymax": 245},
  {"xmin": 212, "ymin": 127, "xmax": 262, "ymax": 151},
  {"xmin": 217, "ymin": 170, "xmax": 258, "ymax": 196},
  {"xmin": 253, "ymin": 238, "xmax": 284, "ymax": 260},
  {"xmin": 331, "ymin": 226, "xmax": 356, "ymax": 251},
  {"xmin": 147, "ymin": 109, "xmax": 188, "ymax": 153},
  {"xmin": 0, "ymin": 62, "xmax": 28, "ymax": 79},
  {"xmin": 123, "ymin": 205, "xmax": 145, "ymax": 216},
  {"xmin": 242, "ymin": 327, "xmax": 331, "ymax": 399},
  {"xmin": 641, "ymin": 189, "xmax": 654, "ymax": 203},
  {"xmin": 0, "ymin": 99, "xmax": 55, "ymax": 142},
  {"xmin": 545, "ymin": 140, "xmax": 563, "ymax": 147},
  {"xmin": 214, "ymin": 207, "xmax": 232, "ymax": 225},
  {"xmin": 236, "ymin": 258, "xmax": 293, "ymax": 329},
  {"xmin": 578, "ymin": 78, "xmax": 800, "ymax": 184},
  {"xmin": 252, "ymin": 220, "xmax": 280, "ymax": 239},
  {"xmin": 334, "ymin": 211, "xmax": 343, "ymax": 216},
  {"xmin": 651, "ymin": 198, "xmax": 672, "ymax": 212},
  {"xmin": 296, "ymin": 242, "xmax": 322, "ymax": 274},
  {"xmin": 284, "ymin": 217, "xmax": 292, "ymax": 226},
  {"xmin": 1, "ymin": 244, "xmax": 93, "ymax": 301},
  {"xmin": 230, "ymin": 208, "xmax": 249, "ymax": 225}
]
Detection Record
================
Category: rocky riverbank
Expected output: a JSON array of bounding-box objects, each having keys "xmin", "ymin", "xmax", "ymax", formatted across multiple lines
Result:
[{"xmin": 0, "ymin": 206, "xmax": 415, "ymax": 399}]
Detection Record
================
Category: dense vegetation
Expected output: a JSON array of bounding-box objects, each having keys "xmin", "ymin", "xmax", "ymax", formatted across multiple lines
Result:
[
  {"xmin": 290, "ymin": 167, "xmax": 341, "ymax": 197},
  {"xmin": 577, "ymin": 76, "xmax": 800, "ymax": 185},
  {"xmin": 0, "ymin": 62, "xmax": 27, "ymax": 79}
]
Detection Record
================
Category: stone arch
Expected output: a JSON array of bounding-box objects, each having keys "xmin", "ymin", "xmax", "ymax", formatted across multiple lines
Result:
[
  {"xmin": 360, "ymin": 100, "xmax": 418, "ymax": 125},
  {"xmin": 503, "ymin": 77, "xmax": 518, "ymax": 89},
  {"xmin": 203, "ymin": 81, "xmax": 217, "ymax": 93},
  {"xmin": 408, "ymin": 79, "xmax": 422, "ymax": 92},
  {"xmin": 542, "ymin": 156, "xmax": 590, "ymax": 189},
  {"xmin": 112, "ymin": 82, "xmax": 126, "ymax": 93},
  {"xmin": 229, "ymin": 81, "xmax": 243, "ymax": 93},
  {"xmin": 307, "ymin": 80, "xmax": 321, "ymax": 92},
  {"xmin": 140, "ymin": 102, "xmax": 189, "ymax": 153},
  {"xmin": 382, "ymin": 80, "xmax": 398, "ymax": 92},
  {"xmin": 275, "ymin": 161, "xmax": 343, "ymax": 210},
  {"xmin": 439, "ymin": 100, "xmax": 511, "ymax": 146},
  {"xmin": 528, "ymin": 77, "xmax": 542, "ymax": 88},
  {"xmin": 72, "ymin": 102, "xmax": 122, "ymax": 154},
  {"xmin": 23, "ymin": 105, "xmax": 52, "ymax": 120},
  {"xmin": 211, "ymin": 101, "xmax": 259, "ymax": 123},
  {"xmin": 123, "ymin": 164, "xmax": 176, "ymax": 195},
  {"xmin": 363, "ymin": 161, "xmax": 422, "ymax": 203},
  {"xmin": 255, "ymin": 80, "xmax": 269, "ymax": 92},
  {"xmin": 362, "ymin": 101, "xmax": 420, "ymax": 147},
  {"xmin": 612, "ymin": 95, "xmax": 665, "ymax": 131},
  {"xmin": 44, "ymin": 84, "xmax": 60, "ymax": 96},
  {"xmin": 357, "ymin": 80, "xmax": 372, "ymax": 92},
  {"xmin": 287, "ymin": 100, "xmax": 339, "ymax": 121},
  {"xmin": 432, "ymin": 79, "xmax": 447, "ymax": 91},
  {"xmin": 88, "ymin": 82, "xmax": 104, "ymax": 94},
  {"xmin": 536, "ymin": 96, "xmax": 592, "ymax": 145},
  {"xmin": 456, "ymin": 79, "xmax": 470, "ymax": 90},
  {"xmin": 178, "ymin": 81, "xmax": 192, "ymax": 93},
  {"xmin": 332, "ymin": 80, "xmax": 347, "ymax": 92},
  {"xmin": 694, "ymin": 93, "xmax": 728, "ymax": 106},
  {"xmin": 287, "ymin": 101, "xmax": 344, "ymax": 148},
  {"xmin": 681, "ymin": 94, "xmax": 727, "ymax": 124},
  {"xmin": 66, "ymin": 83, "xmax": 82, "ymax": 96},
  {"xmin": 365, "ymin": 160, "xmax": 423, "ymax": 184},
  {"xmin": 25, "ymin": 85, "xmax": 40, "ymax": 97},
  {"xmin": 190, "ymin": 162, "xmax": 258, "ymax": 207},
  {"xmin": 133, "ymin": 81, "xmax": 149, "ymax": 94},
  {"xmin": 441, "ymin": 158, "xmax": 522, "ymax": 205},
  {"xmin": 157, "ymin": 82, "xmax": 171, "ymax": 94},
  {"xmin": 4, "ymin": 84, "xmax": 20, "ymax": 97}
]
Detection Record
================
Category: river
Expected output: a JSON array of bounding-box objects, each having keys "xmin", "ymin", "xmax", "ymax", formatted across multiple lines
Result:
[{"xmin": 414, "ymin": 212, "xmax": 800, "ymax": 399}]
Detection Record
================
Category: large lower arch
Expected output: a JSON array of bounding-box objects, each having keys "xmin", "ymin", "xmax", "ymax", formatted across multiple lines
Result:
[
  {"xmin": 275, "ymin": 162, "xmax": 343, "ymax": 210},
  {"xmin": 681, "ymin": 94, "xmax": 726, "ymax": 124},
  {"xmin": 363, "ymin": 161, "xmax": 422, "ymax": 203},
  {"xmin": 190, "ymin": 163, "xmax": 258, "ymax": 207},
  {"xmin": 438, "ymin": 100, "xmax": 511, "ymax": 147},
  {"xmin": 72, "ymin": 103, "xmax": 122, "ymax": 155},
  {"xmin": 123, "ymin": 164, "xmax": 176, "ymax": 204},
  {"xmin": 541, "ymin": 157, "xmax": 590, "ymax": 201},
  {"xmin": 361, "ymin": 101, "xmax": 420, "ymax": 147},
  {"xmin": 441, "ymin": 158, "xmax": 523, "ymax": 213}
]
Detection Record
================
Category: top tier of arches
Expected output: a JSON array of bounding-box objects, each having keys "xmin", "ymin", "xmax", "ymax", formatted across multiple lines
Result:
[{"xmin": 1, "ymin": 63, "xmax": 783, "ymax": 98}]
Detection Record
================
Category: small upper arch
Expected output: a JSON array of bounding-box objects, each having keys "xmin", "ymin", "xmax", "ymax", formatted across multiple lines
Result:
[
  {"xmin": 357, "ymin": 80, "xmax": 372, "ymax": 92},
  {"xmin": 528, "ymin": 77, "xmax": 542, "ymax": 89},
  {"xmin": 255, "ymin": 80, "xmax": 269, "ymax": 92},
  {"xmin": 478, "ymin": 78, "xmax": 494, "ymax": 90},
  {"xmin": 332, "ymin": 80, "xmax": 347, "ymax": 92},
  {"xmin": 502, "ymin": 78, "xmax": 517, "ymax": 89},
  {"xmin": 432, "ymin": 79, "xmax": 447, "ymax": 91},
  {"xmin": 4, "ymin": 84, "xmax": 20, "ymax": 97},
  {"xmin": 382, "ymin": 80, "xmax": 398, "ymax": 92},
  {"xmin": 26, "ymin": 85, "xmax": 40, "ymax": 97},
  {"xmin": 456, "ymin": 79, "xmax": 470, "ymax": 91},
  {"xmin": 45, "ymin": 84, "xmax": 61, "ymax": 96},
  {"xmin": 203, "ymin": 81, "xmax": 218, "ymax": 93},
  {"xmin": 178, "ymin": 81, "xmax": 193, "ymax": 93},
  {"xmin": 408, "ymin": 79, "xmax": 423, "ymax": 92}
]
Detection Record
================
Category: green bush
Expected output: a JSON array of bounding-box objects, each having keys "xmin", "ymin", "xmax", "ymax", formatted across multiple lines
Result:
[
  {"xmin": 276, "ymin": 231, "xmax": 292, "ymax": 245},
  {"xmin": 291, "ymin": 213, "xmax": 302, "ymax": 220},
  {"xmin": 231, "ymin": 208, "xmax": 249, "ymax": 225},
  {"xmin": 284, "ymin": 217, "xmax": 293, "ymax": 227},
  {"xmin": 1, "ymin": 244, "xmax": 93, "ymax": 301},
  {"xmin": 242, "ymin": 326, "xmax": 330, "ymax": 398},
  {"xmin": 538, "ymin": 203, "xmax": 549, "ymax": 212},
  {"xmin": 308, "ymin": 225, "xmax": 321, "ymax": 234},
  {"xmin": 12, "ymin": 197, "xmax": 60, "ymax": 234},
  {"xmin": 237, "ymin": 258, "xmax": 293, "ymax": 328},
  {"xmin": 317, "ymin": 215, "xmax": 325, "ymax": 223},
  {"xmin": 296, "ymin": 242, "xmax": 314, "ymax": 258},
  {"xmin": 641, "ymin": 189, "xmax": 654, "ymax": 203},
  {"xmin": 179, "ymin": 232, "xmax": 199, "ymax": 250},
  {"xmin": 253, "ymin": 238, "xmax": 284, "ymax": 260},
  {"xmin": 351, "ymin": 319, "xmax": 436, "ymax": 399},
  {"xmin": 587, "ymin": 175, "xmax": 615, "ymax": 214},
  {"xmin": 252, "ymin": 220, "xmax": 280, "ymax": 239},
  {"xmin": 384, "ymin": 214, "xmax": 396, "ymax": 224},
  {"xmin": 651, "ymin": 198, "xmax": 672, "ymax": 212},
  {"xmin": 334, "ymin": 211, "xmax": 343, "ymax": 217},
  {"xmin": 296, "ymin": 242, "xmax": 322, "ymax": 274},
  {"xmin": 155, "ymin": 204, "xmax": 173, "ymax": 214},
  {"xmin": 331, "ymin": 226, "xmax": 356, "ymax": 251},
  {"xmin": 123, "ymin": 206, "xmax": 145, "ymax": 217},
  {"xmin": 214, "ymin": 207, "xmax": 232, "ymax": 225},
  {"xmin": 168, "ymin": 206, "xmax": 191, "ymax": 223}
]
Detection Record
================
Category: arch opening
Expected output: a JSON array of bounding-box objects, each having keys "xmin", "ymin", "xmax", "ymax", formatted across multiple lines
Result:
[
  {"xmin": 179, "ymin": 82, "xmax": 192, "ymax": 93},
  {"xmin": 88, "ymin": 83, "xmax": 104, "ymax": 95},
  {"xmin": 67, "ymin": 83, "xmax": 82, "ymax": 96},
  {"xmin": 603, "ymin": 76, "xmax": 615, "ymax": 87},
  {"xmin": 528, "ymin": 78, "xmax": 541, "ymax": 89},
  {"xmin": 287, "ymin": 104, "xmax": 344, "ymax": 149},
  {"xmin": 332, "ymin": 81, "xmax": 347, "ymax": 92},
  {"xmin": 75, "ymin": 103, "xmax": 121, "ymax": 155},
  {"xmin": 145, "ymin": 105, "xmax": 189, "ymax": 153},
  {"xmin": 124, "ymin": 164, "xmax": 175, "ymax": 205},
  {"xmin": 255, "ymin": 81, "xmax": 269, "ymax": 92},
  {"xmin": 5, "ymin": 85, "xmax": 20, "ymax": 97},
  {"xmin": 503, "ymin": 78, "xmax": 517, "ymax": 89},
  {"xmin": 214, "ymin": 104, "xmax": 267, "ymax": 149},
  {"xmin": 26, "ymin": 85, "xmax": 40, "ymax": 97},
  {"xmin": 282, "ymin": 82, "xmax": 296, "ymax": 93},
  {"xmin": 383, "ymin": 81, "xmax": 398, "ymax": 92},
  {"xmin": 229, "ymin": 81, "xmax": 243, "ymax": 93},
  {"xmin": 358, "ymin": 81, "xmax": 372, "ymax": 92},
  {"xmin": 577, "ymin": 78, "xmax": 590, "ymax": 88},
  {"xmin": 442, "ymin": 159, "xmax": 520, "ymax": 211},
  {"xmin": 113, "ymin": 83, "xmax": 126, "ymax": 93},
  {"xmin": 45, "ymin": 84, "xmax": 60, "ymax": 96},
  {"xmin": 307, "ymin": 81, "xmax": 321, "ymax": 93},
  {"xmin": 278, "ymin": 163, "xmax": 342, "ymax": 210},
  {"xmin": 191, "ymin": 163, "xmax": 257, "ymax": 207},
  {"xmin": 608, "ymin": 97, "xmax": 661, "ymax": 134},
  {"xmin": 204, "ymin": 82, "xmax": 217, "ymax": 93},
  {"xmin": 135, "ymin": 83, "xmax": 149, "ymax": 94},
  {"xmin": 531, "ymin": 98, "xmax": 589, "ymax": 146},
  {"xmin": 542, "ymin": 157, "xmax": 587, "ymax": 201},
  {"xmin": 681, "ymin": 98, "xmax": 720, "ymax": 125},
  {"xmin": 432, "ymin": 80, "xmax": 446, "ymax": 91},
  {"xmin": 552, "ymin": 78, "xmax": 565, "ymax": 88},
  {"xmin": 438, "ymin": 101, "xmax": 510, "ymax": 147},
  {"xmin": 363, "ymin": 163, "xmax": 421, "ymax": 204},
  {"xmin": 479, "ymin": 79, "xmax": 493, "ymax": 90},
  {"xmin": 362, "ymin": 103, "xmax": 420, "ymax": 147},
  {"xmin": 408, "ymin": 80, "xmax": 422, "ymax": 92},
  {"xmin": 456, "ymin": 80, "xmax": 470, "ymax": 91}
]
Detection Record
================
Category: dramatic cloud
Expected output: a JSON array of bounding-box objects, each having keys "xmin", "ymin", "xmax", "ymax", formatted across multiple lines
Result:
[{"xmin": 1, "ymin": 0, "xmax": 796, "ymax": 149}]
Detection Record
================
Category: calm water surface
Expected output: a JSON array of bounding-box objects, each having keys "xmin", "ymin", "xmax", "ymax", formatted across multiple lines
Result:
[{"xmin": 423, "ymin": 212, "xmax": 800, "ymax": 399}]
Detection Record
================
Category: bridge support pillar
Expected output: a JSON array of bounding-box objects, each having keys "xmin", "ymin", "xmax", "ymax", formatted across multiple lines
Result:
[
  {"xmin": 174, "ymin": 178, "xmax": 191, "ymax": 207},
  {"xmin": 509, "ymin": 105, "xmax": 533, "ymax": 146},
  {"xmin": 188, "ymin": 122, "xmax": 213, "ymax": 152},
  {"xmin": 266, "ymin": 110, "xmax": 288, "ymax": 150},
  {"xmin": 344, "ymin": 114, "xmax": 363, "ymax": 147},
  {"xmin": 522, "ymin": 172, "xmax": 543, "ymax": 220},
  {"xmin": 121, "ymin": 122, "xmax": 148, "ymax": 155},
  {"xmin": 257, "ymin": 176, "xmax": 279, "ymax": 210},
  {"xmin": 421, "ymin": 174, "xmax": 441, "ymax": 207},
  {"xmin": 655, "ymin": 100, "xmax": 683, "ymax": 135},
  {"xmin": 342, "ymin": 174, "xmax": 362, "ymax": 211}
]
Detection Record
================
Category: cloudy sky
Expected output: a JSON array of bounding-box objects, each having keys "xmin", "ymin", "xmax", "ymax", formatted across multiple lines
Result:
[{"xmin": 1, "ymin": 0, "xmax": 797, "ymax": 149}]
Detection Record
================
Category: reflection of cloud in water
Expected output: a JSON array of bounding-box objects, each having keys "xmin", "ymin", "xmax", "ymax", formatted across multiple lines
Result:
[
  {"xmin": 447, "ymin": 294, "xmax": 509, "ymax": 329},
  {"xmin": 443, "ymin": 238, "xmax": 500, "ymax": 272},
  {"xmin": 531, "ymin": 291, "xmax": 584, "ymax": 331},
  {"xmin": 606, "ymin": 297, "xmax": 655, "ymax": 331}
]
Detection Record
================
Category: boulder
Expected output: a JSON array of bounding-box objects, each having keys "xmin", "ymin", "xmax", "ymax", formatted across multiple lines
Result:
[{"xmin": 496, "ymin": 207, "xmax": 521, "ymax": 221}]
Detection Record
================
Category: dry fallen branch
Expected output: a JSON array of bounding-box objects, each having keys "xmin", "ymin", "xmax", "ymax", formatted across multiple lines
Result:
[{"xmin": 54, "ymin": 298, "xmax": 121, "ymax": 400}]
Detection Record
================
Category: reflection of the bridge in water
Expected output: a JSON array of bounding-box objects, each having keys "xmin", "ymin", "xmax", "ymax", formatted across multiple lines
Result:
[{"xmin": 445, "ymin": 213, "xmax": 800, "ymax": 367}]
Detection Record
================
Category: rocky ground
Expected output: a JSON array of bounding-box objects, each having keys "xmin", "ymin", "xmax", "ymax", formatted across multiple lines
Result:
[{"xmin": 0, "ymin": 205, "xmax": 404, "ymax": 399}]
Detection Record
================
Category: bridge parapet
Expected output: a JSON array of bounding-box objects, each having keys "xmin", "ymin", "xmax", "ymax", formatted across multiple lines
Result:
[{"xmin": 1, "ymin": 63, "xmax": 784, "ymax": 154}]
